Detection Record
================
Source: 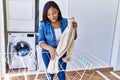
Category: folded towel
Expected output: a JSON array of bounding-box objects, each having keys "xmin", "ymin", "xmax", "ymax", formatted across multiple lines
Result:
[{"xmin": 47, "ymin": 18, "xmax": 76, "ymax": 73}]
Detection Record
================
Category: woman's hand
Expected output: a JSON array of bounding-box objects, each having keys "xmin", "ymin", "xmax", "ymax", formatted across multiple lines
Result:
[
  {"xmin": 48, "ymin": 46, "xmax": 58, "ymax": 60},
  {"xmin": 70, "ymin": 17, "xmax": 78, "ymax": 40},
  {"xmin": 40, "ymin": 42, "xmax": 58, "ymax": 60},
  {"xmin": 69, "ymin": 17, "xmax": 77, "ymax": 28},
  {"xmin": 72, "ymin": 21, "xmax": 77, "ymax": 28}
]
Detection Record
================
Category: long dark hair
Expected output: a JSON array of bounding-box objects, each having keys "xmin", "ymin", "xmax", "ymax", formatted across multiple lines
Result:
[{"xmin": 42, "ymin": 1, "xmax": 62, "ymax": 22}]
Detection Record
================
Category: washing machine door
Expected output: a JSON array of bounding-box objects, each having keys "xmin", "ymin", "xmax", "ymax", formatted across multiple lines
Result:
[{"xmin": 14, "ymin": 41, "xmax": 31, "ymax": 57}]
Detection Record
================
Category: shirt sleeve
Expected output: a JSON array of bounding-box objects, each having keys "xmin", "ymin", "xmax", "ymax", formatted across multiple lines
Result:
[{"xmin": 38, "ymin": 22, "xmax": 45, "ymax": 45}]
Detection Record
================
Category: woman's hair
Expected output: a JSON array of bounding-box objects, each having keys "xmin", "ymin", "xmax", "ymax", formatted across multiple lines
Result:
[{"xmin": 42, "ymin": 1, "xmax": 62, "ymax": 22}]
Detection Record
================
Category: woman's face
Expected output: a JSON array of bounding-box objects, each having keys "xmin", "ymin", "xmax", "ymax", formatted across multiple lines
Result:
[{"xmin": 47, "ymin": 7, "xmax": 59, "ymax": 23}]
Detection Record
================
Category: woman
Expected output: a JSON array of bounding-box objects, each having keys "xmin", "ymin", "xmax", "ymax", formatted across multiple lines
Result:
[{"xmin": 38, "ymin": 1, "xmax": 77, "ymax": 80}]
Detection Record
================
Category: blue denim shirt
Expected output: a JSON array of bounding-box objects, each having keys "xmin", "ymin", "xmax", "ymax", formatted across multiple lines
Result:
[{"xmin": 38, "ymin": 18, "xmax": 68, "ymax": 53}]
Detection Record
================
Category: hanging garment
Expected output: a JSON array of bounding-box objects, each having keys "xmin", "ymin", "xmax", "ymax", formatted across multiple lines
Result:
[{"xmin": 47, "ymin": 18, "xmax": 76, "ymax": 74}]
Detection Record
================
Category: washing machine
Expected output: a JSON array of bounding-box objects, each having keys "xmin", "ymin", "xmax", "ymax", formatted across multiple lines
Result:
[{"xmin": 7, "ymin": 33, "xmax": 36, "ymax": 71}]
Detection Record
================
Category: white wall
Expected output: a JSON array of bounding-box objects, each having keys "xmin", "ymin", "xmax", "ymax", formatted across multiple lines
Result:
[
  {"xmin": 116, "ymin": 42, "xmax": 120, "ymax": 70},
  {"xmin": 111, "ymin": 0, "xmax": 120, "ymax": 70},
  {"xmin": 0, "ymin": 0, "xmax": 2, "ymax": 77},
  {"xmin": 68, "ymin": 0, "xmax": 118, "ymax": 68},
  {"xmin": 0, "ymin": 0, "xmax": 6, "ymax": 77},
  {"xmin": 0, "ymin": 0, "xmax": 3, "ymax": 53}
]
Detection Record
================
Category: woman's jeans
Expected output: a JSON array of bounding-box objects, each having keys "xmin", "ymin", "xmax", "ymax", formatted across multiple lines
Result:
[{"xmin": 42, "ymin": 52, "xmax": 67, "ymax": 80}]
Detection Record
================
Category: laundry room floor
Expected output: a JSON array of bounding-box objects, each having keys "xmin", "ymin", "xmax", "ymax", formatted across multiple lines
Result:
[{"xmin": 2, "ymin": 67, "xmax": 120, "ymax": 80}]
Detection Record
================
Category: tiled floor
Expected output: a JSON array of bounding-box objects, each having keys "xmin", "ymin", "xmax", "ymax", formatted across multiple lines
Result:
[{"xmin": 2, "ymin": 67, "xmax": 120, "ymax": 80}]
